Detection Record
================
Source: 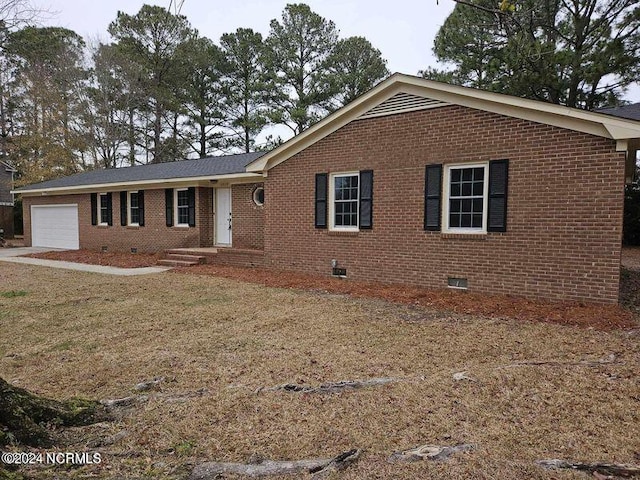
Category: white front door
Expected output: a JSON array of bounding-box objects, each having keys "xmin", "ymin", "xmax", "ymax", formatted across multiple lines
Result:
[{"xmin": 215, "ymin": 188, "xmax": 232, "ymax": 246}]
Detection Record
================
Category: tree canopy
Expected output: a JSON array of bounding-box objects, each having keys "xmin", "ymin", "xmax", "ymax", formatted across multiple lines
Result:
[
  {"xmin": 426, "ymin": 0, "xmax": 640, "ymax": 109},
  {"xmin": 0, "ymin": 2, "xmax": 391, "ymax": 184}
]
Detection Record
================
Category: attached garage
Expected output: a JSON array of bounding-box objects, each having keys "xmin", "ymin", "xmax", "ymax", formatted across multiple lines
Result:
[{"xmin": 31, "ymin": 204, "xmax": 79, "ymax": 249}]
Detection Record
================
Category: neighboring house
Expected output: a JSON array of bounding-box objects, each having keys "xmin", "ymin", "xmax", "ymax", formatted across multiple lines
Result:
[
  {"xmin": 14, "ymin": 74, "xmax": 640, "ymax": 303},
  {"xmin": 0, "ymin": 160, "xmax": 16, "ymax": 239}
]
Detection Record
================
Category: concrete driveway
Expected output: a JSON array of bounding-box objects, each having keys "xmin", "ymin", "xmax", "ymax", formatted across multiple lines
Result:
[{"xmin": 0, "ymin": 247, "xmax": 61, "ymax": 258}]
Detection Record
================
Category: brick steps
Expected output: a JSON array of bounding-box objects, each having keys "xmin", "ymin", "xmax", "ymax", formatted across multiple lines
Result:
[
  {"xmin": 158, "ymin": 252, "xmax": 206, "ymax": 267},
  {"xmin": 159, "ymin": 248, "xmax": 264, "ymax": 268}
]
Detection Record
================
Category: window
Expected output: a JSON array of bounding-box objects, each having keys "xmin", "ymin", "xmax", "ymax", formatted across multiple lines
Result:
[
  {"xmin": 253, "ymin": 186, "xmax": 264, "ymax": 206},
  {"xmin": 98, "ymin": 193, "xmax": 109, "ymax": 225},
  {"xmin": 330, "ymin": 173, "xmax": 359, "ymax": 230},
  {"xmin": 444, "ymin": 164, "xmax": 488, "ymax": 232},
  {"xmin": 128, "ymin": 191, "xmax": 140, "ymax": 226},
  {"xmin": 175, "ymin": 188, "xmax": 190, "ymax": 226}
]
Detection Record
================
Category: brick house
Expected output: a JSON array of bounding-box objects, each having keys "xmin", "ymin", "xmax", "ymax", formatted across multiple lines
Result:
[
  {"xmin": 0, "ymin": 159, "xmax": 16, "ymax": 239},
  {"xmin": 14, "ymin": 74, "xmax": 640, "ymax": 303}
]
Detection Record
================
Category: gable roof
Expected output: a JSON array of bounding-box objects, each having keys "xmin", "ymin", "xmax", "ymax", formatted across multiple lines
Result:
[
  {"xmin": 597, "ymin": 103, "xmax": 640, "ymax": 122},
  {"xmin": 247, "ymin": 73, "xmax": 640, "ymax": 173},
  {"xmin": 15, "ymin": 151, "xmax": 265, "ymax": 194}
]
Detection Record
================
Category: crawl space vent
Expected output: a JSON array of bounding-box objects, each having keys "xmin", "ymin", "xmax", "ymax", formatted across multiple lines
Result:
[
  {"xmin": 332, "ymin": 267, "xmax": 347, "ymax": 277},
  {"xmin": 448, "ymin": 277, "xmax": 468, "ymax": 289}
]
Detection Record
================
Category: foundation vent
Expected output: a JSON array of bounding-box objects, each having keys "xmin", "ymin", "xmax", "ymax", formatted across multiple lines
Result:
[
  {"xmin": 332, "ymin": 267, "xmax": 347, "ymax": 277},
  {"xmin": 448, "ymin": 277, "xmax": 468, "ymax": 289}
]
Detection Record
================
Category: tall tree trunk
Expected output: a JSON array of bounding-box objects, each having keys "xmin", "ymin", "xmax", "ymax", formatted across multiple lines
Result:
[
  {"xmin": 128, "ymin": 107, "xmax": 135, "ymax": 166},
  {"xmin": 244, "ymin": 96, "xmax": 250, "ymax": 153},
  {"xmin": 154, "ymin": 99, "xmax": 162, "ymax": 163}
]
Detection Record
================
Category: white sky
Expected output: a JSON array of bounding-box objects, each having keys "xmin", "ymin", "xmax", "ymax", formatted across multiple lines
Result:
[
  {"xmin": 32, "ymin": 0, "xmax": 640, "ymax": 103},
  {"xmin": 36, "ymin": 0, "xmax": 455, "ymax": 76}
]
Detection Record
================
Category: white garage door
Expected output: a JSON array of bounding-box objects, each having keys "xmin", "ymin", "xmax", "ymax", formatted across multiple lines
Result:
[{"xmin": 31, "ymin": 205, "xmax": 79, "ymax": 249}]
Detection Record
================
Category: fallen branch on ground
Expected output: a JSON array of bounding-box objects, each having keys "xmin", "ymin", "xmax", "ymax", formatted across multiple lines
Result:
[
  {"xmin": 536, "ymin": 459, "xmax": 640, "ymax": 477},
  {"xmin": 500, "ymin": 353, "xmax": 618, "ymax": 369},
  {"xmin": 310, "ymin": 449, "xmax": 362, "ymax": 478},
  {"xmin": 133, "ymin": 376, "xmax": 165, "ymax": 392},
  {"xmin": 189, "ymin": 449, "xmax": 361, "ymax": 479},
  {"xmin": 101, "ymin": 389, "xmax": 209, "ymax": 410},
  {"xmin": 261, "ymin": 377, "xmax": 398, "ymax": 394},
  {"xmin": 389, "ymin": 444, "xmax": 474, "ymax": 463}
]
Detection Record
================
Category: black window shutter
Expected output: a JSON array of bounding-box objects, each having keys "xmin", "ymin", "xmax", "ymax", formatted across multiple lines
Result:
[
  {"xmin": 359, "ymin": 170, "xmax": 373, "ymax": 229},
  {"xmin": 165, "ymin": 188, "xmax": 174, "ymax": 227},
  {"xmin": 488, "ymin": 159, "xmax": 509, "ymax": 232},
  {"xmin": 90, "ymin": 193, "xmax": 97, "ymax": 226},
  {"xmin": 120, "ymin": 191, "xmax": 127, "ymax": 226},
  {"xmin": 138, "ymin": 191, "xmax": 145, "ymax": 227},
  {"xmin": 187, "ymin": 187, "xmax": 196, "ymax": 227},
  {"xmin": 315, "ymin": 173, "xmax": 328, "ymax": 228},
  {"xmin": 424, "ymin": 164, "xmax": 442, "ymax": 231},
  {"xmin": 106, "ymin": 192, "xmax": 113, "ymax": 226}
]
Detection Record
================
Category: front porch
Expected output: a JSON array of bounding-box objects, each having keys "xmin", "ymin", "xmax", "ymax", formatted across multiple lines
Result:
[{"xmin": 159, "ymin": 247, "xmax": 265, "ymax": 268}]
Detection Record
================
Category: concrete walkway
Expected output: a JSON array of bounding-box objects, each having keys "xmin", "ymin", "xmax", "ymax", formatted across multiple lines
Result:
[
  {"xmin": 0, "ymin": 247, "xmax": 170, "ymax": 276},
  {"xmin": 0, "ymin": 246, "xmax": 59, "ymax": 258}
]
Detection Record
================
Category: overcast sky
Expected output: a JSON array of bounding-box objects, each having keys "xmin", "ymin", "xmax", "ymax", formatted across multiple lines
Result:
[{"xmin": 32, "ymin": 0, "xmax": 640, "ymax": 103}]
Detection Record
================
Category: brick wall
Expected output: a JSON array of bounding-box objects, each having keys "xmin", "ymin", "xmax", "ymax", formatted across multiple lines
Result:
[
  {"xmin": 231, "ymin": 183, "xmax": 264, "ymax": 250},
  {"xmin": 23, "ymin": 188, "xmax": 208, "ymax": 253},
  {"xmin": 264, "ymin": 105, "xmax": 625, "ymax": 303},
  {"xmin": 198, "ymin": 187, "xmax": 214, "ymax": 247}
]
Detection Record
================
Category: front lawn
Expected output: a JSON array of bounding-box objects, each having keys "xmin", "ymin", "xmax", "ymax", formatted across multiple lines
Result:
[{"xmin": 0, "ymin": 263, "xmax": 638, "ymax": 479}]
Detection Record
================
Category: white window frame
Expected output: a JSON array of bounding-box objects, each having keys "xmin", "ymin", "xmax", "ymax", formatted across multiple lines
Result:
[
  {"xmin": 329, "ymin": 172, "xmax": 359, "ymax": 232},
  {"xmin": 128, "ymin": 191, "xmax": 140, "ymax": 226},
  {"xmin": 98, "ymin": 193, "xmax": 109, "ymax": 226},
  {"xmin": 443, "ymin": 163, "xmax": 489, "ymax": 234},
  {"xmin": 174, "ymin": 188, "xmax": 190, "ymax": 227}
]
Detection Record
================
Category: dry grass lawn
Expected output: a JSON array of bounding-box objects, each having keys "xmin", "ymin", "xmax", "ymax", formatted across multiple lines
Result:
[{"xmin": 0, "ymin": 262, "xmax": 639, "ymax": 479}]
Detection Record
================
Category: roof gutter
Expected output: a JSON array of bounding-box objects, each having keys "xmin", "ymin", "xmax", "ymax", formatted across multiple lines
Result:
[{"xmin": 13, "ymin": 171, "xmax": 263, "ymax": 196}]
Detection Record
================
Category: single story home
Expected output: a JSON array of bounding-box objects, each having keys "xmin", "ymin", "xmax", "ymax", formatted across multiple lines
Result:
[
  {"xmin": 14, "ymin": 74, "xmax": 640, "ymax": 304},
  {"xmin": 0, "ymin": 159, "xmax": 16, "ymax": 239}
]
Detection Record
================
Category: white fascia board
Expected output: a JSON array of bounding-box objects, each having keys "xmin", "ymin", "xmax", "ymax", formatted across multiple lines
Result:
[
  {"xmin": 13, "ymin": 172, "xmax": 263, "ymax": 196},
  {"xmin": 246, "ymin": 73, "xmax": 640, "ymax": 174}
]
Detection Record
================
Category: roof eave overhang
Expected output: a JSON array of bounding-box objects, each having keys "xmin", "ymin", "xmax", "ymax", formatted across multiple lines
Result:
[
  {"xmin": 13, "ymin": 171, "xmax": 263, "ymax": 196},
  {"xmin": 246, "ymin": 73, "xmax": 640, "ymax": 174},
  {"xmin": 246, "ymin": 76, "xmax": 404, "ymax": 173}
]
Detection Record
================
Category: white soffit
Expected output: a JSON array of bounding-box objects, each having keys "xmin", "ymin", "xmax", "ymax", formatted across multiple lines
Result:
[{"xmin": 357, "ymin": 92, "xmax": 449, "ymax": 120}]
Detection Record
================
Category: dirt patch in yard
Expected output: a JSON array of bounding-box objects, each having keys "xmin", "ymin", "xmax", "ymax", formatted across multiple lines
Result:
[
  {"xmin": 0, "ymin": 263, "xmax": 639, "ymax": 479},
  {"xmin": 176, "ymin": 264, "xmax": 637, "ymax": 331},
  {"xmin": 25, "ymin": 249, "xmax": 161, "ymax": 268}
]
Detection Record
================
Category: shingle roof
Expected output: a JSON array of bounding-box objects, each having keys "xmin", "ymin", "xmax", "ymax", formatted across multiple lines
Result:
[
  {"xmin": 596, "ymin": 103, "xmax": 640, "ymax": 121},
  {"xmin": 16, "ymin": 151, "xmax": 265, "ymax": 192}
]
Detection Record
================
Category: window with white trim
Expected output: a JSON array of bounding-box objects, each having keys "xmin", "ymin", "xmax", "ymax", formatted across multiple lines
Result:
[
  {"xmin": 444, "ymin": 164, "xmax": 488, "ymax": 232},
  {"xmin": 128, "ymin": 191, "xmax": 140, "ymax": 226},
  {"xmin": 329, "ymin": 172, "xmax": 359, "ymax": 230},
  {"xmin": 98, "ymin": 193, "xmax": 109, "ymax": 225},
  {"xmin": 175, "ymin": 188, "xmax": 190, "ymax": 226}
]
